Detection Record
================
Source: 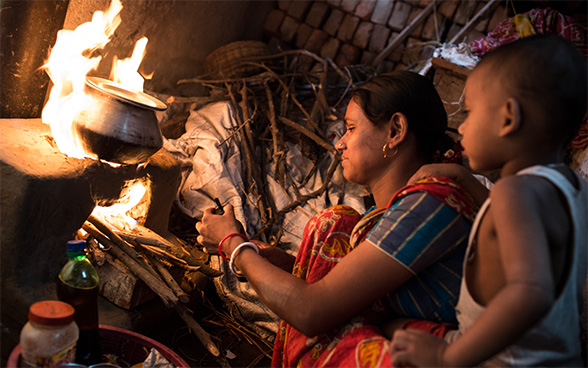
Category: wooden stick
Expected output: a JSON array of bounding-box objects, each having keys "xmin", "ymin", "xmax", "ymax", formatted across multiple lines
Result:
[
  {"xmin": 147, "ymin": 255, "xmax": 191, "ymax": 304},
  {"xmin": 83, "ymin": 222, "xmax": 221, "ymax": 357},
  {"xmin": 87, "ymin": 215, "xmax": 158, "ymax": 277},
  {"xmin": 117, "ymin": 231, "xmax": 170, "ymax": 249},
  {"xmin": 372, "ymin": 1, "xmax": 436, "ymax": 66},
  {"xmin": 174, "ymin": 304, "xmax": 221, "ymax": 357},
  {"xmin": 82, "ymin": 222, "xmax": 179, "ymax": 308}
]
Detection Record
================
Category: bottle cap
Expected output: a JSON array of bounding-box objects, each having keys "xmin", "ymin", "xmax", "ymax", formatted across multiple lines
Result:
[
  {"xmin": 29, "ymin": 300, "xmax": 75, "ymax": 326},
  {"xmin": 67, "ymin": 240, "xmax": 87, "ymax": 252}
]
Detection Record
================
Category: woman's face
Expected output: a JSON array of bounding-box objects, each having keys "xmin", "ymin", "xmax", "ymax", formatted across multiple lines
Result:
[{"xmin": 336, "ymin": 99, "xmax": 390, "ymax": 186}]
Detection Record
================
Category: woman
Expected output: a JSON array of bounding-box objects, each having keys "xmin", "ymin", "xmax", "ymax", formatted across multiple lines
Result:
[{"xmin": 197, "ymin": 71, "xmax": 478, "ymax": 367}]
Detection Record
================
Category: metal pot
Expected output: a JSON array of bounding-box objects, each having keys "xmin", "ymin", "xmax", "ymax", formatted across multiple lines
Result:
[{"xmin": 73, "ymin": 77, "xmax": 167, "ymax": 165}]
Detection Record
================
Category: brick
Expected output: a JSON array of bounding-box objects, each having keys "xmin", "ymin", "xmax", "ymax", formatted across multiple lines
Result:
[
  {"xmin": 323, "ymin": 8, "xmax": 345, "ymax": 36},
  {"xmin": 288, "ymin": 0, "xmax": 312, "ymax": 20},
  {"xmin": 295, "ymin": 23, "xmax": 314, "ymax": 49},
  {"xmin": 352, "ymin": 21, "xmax": 374, "ymax": 49},
  {"xmin": 360, "ymin": 50, "xmax": 377, "ymax": 65},
  {"xmin": 306, "ymin": 1, "xmax": 330, "ymax": 28},
  {"xmin": 486, "ymin": 5, "xmax": 508, "ymax": 33},
  {"xmin": 404, "ymin": 6, "xmax": 425, "ymax": 37},
  {"xmin": 375, "ymin": 60, "xmax": 396, "ymax": 73},
  {"xmin": 280, "ymin": 15, "xmax": 300, "ymax": 43},
  {"xmin": 386, "ymin": 32, "xmax": 403, "ymax": 62},
  {"xmin": 439, "ymin": 0, "xmax": 459, "ymax": 20},
  {"xmin": 446, "ymin": 23, "xmax": 462, "ymax": 43},
  {"xmin": 327, "ymin": 0, "xmax": 342, "ymax": 8},
  {"xmin": 371, "ymin": 0, "xmax": 395, "ymax": 24},
  {"xmin": 388, "ymin": 1, "xmax": 411, "ymax": 31},
  {"xmin": 320, "ymin": 37, "xmax": 341, "ymax": 60},
  {"xmin": 474, "ymin": 2, "xmax": 491, "ymax": 33},
  {"xmin": 337, "ymin": 13, "xmax": 361, "ymax": 42},
  {"xmin": 278, "ymin": 0, "xmax": 291, "ymax": 12},
  {"xmin": 368, "ymin": 23, "xmax": 390, "ymax": 52},
  {"xmin": 304, "ymin": 28, "xmax": 330, "ymax": 54},
  {"xmin": 453, "ymin": 0, "xmax": 477, "ymax": 25},
  {"xmin": 421, "ymin": 12, "xmax": 445, "ymax": 41},
  {"xmin": 341, "ymin": 0, "xmax": 361, "ymax": 13},
  {"xmin": 355, "ymin": 0, "xmax": 377, "ymax": 20},
  {"xmin": 263, "ymin": 9, "xmax": 286, "ymax": 37},
  {"xmin": 335, "ymin": 43, "xmax": 361, "ymax": 67}
]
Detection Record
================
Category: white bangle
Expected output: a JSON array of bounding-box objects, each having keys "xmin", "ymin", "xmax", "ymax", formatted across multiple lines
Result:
[{"xmin": 229, "ymin": 242, "xmax": 259, "ymax": 276}]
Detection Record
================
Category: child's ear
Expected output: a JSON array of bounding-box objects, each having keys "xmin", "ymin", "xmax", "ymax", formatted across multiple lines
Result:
[
  {"xmin": 499, "ymin": 97, "xmax": 521, "ymax": 137},
  {"xmin": 389, "ymin": 112, "xmax": 409, "ymax": 143}
]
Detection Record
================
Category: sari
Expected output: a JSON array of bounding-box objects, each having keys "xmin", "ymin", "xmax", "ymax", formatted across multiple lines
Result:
[{"xmin": 271, "ymin": 177, "xmax": 477, "ymax": 368}]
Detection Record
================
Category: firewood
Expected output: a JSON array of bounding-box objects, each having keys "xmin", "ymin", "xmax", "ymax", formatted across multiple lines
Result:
[
  {"xmin": 83, "ymin": 222, "xmax": 221, "ymax": 357},
  {"xmin": 82, "ymin": 222, "xmax": 178, "ymax": 307},
  {"xmin": 147, "ymin": 255, "xmax": 190, "ymax": 304},
  {"xmin": 174, "ymin": 304, "xmax": 221, "ymax": 357}
]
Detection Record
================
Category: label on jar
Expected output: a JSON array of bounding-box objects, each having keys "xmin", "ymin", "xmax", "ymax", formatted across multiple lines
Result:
[{"xmin": 22, "ymin": 343, "xmax": 76, "ymax": 367}]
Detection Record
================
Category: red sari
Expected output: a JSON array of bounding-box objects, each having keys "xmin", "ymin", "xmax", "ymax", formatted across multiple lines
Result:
[{"xmin": 271, "ymin": 177, "xmax": 477, "ymax": 368}]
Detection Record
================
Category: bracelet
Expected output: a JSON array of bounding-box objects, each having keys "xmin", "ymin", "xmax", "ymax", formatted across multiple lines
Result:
[
  {"xmin": 229, "ymin": 242, "xmax": 259, "ymax": 276},
  {"xmin": 218, "ymin": 233, "xmax": 248, "ymax": 261}
]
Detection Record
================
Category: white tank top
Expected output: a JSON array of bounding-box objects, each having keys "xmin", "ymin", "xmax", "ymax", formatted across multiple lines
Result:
[{"xmin": 445, "ymin": 165, "xmax": 587, "ymax": 366}]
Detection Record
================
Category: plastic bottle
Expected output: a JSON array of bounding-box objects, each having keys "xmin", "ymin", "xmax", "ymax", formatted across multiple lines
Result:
[
  {"xmin": 20, "ymin": 300, "xmax": 79, "ymax": 367},
  {"xmin": 56, "ymin": 239, "xmax": 102, "ymax": 366}
]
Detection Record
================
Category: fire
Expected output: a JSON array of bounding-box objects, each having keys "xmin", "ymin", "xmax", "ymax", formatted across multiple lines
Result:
[
  {"xmin": 41, "ymin": 0, "xmax": 149, "ymax": 160},
  {"xmin": 91, "ymin": 178, "xmax": 149, "ymax": 231}
]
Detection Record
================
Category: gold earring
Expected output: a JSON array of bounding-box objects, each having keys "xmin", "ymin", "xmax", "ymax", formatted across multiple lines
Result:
[{"xmin": 383, "ymin": 143, "xmax": 397, "ymax": 159}]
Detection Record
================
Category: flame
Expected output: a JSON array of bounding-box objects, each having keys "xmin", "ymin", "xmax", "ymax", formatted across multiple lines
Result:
[
  {"xmin": 91, "ymin": 179, "xmax": 149, "ymax": 230},
  {"xmin": 41, "ymin": 0, "xmax": 149, "ymax": 160},
  {"xmin": 111, "ymin": 37, "xmax": 150, "ymax": 90}
]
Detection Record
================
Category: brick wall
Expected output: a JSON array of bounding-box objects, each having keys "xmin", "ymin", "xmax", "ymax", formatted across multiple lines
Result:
[{"xmin": 263, "ymin": 0, "xmax": 509, "ymax": 72}]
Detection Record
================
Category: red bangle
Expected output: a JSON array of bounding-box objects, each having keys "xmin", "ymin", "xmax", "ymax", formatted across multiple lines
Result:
[{"xmin": 218, "ymin": 233, "xmax": 248, "ymax": 261}]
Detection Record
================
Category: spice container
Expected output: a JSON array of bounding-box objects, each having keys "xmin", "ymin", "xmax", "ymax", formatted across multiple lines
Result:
[{"xmin": 20, "ymin": 300, "xmax": 79, "ymax": 367}]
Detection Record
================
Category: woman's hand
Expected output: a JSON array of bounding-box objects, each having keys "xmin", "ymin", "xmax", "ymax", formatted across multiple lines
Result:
[
  {"xmin": 390, "ymin": 329, "xmax": 449, "ymax": 367},
  {"xmin": 196, "ymin": 204, "xmax": 243, "ymax": 255},
  {"xmin": 409, "ymin": 163, "xmax": 489, "ymax": 207},
  {"xmin": 408, "ymin": 163, "xmax": 468, "ymax": 185}
]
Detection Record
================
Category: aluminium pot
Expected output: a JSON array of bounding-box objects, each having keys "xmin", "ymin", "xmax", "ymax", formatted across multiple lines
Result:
[{"xmin": 73, "ymin": 76, "xmax": 167, "ymax": 165}]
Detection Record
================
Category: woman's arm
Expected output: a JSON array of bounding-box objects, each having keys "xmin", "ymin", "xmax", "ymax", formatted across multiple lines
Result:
[{"xmin": 197, "ymin": 205, "xmax": 413, "ymax": 336}]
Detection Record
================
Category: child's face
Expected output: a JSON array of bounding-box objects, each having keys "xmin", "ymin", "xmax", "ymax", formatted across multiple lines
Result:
[{"xmin": 459, "ymin": 65, "xmax": 506, "ymax": 172}]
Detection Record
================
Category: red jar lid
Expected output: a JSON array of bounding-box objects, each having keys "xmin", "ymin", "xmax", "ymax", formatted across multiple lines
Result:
[{"xmin": 28, "ymin": 300, "xmax": 75, "ymax": 326}]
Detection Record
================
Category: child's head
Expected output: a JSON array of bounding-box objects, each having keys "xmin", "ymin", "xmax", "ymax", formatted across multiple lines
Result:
[
  {"xmin": 460, "ymin": 33, "xmax": 587, "ymax": 172},
  {"xmin": 477, "ymin": 33, "xmax": 586, "ymax": 145}
]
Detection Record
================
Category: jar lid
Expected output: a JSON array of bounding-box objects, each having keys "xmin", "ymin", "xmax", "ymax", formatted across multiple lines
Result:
[{"xmin": 29, "ymin": 300, "xmax": 75, "ymax": 326}]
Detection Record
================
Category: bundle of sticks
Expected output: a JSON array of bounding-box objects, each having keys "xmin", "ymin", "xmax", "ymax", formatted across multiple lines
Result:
[
  {"xmin": 178, "ymin": 50, "xmax": 376, "ymax": 246},
  {"xmin": 81, "ymin": 214, "xmax": 223, "ymax": 360}
]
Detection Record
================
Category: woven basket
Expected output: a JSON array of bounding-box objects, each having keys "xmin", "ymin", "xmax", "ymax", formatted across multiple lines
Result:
[{"xmin": 205, "ymin": 40, "xmax": 271, "ymax": 79}]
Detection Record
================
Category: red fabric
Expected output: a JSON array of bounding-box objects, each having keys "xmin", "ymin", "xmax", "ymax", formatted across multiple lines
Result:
[
  {"xmin": 271, "ymin": 177, "xmax": 477, "ymax": 368},
  {"xmin": 402, "ymin": 320, "xmax": 456, "ymax": 338}
]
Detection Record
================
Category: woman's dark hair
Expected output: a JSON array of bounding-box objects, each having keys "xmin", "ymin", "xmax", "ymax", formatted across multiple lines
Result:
[{"xmin": 352, "ymin": 71, "xmax": 449, "ymax": 161}]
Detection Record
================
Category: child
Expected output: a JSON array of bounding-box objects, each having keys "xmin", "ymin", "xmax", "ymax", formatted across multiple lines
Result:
[{"xmin": 390, "ymin": 33, "xmax": 588, "ymax": 367}]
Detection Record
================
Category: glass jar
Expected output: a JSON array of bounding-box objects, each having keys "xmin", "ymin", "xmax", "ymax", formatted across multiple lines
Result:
[{"xmin": 20, "ymin": 300, "xmax": 79, "ymax": 367}]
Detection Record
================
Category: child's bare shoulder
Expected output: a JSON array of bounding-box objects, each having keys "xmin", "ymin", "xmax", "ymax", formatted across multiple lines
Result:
[{"xmin": 490, "ymin": 173, "xmax": 566, "ymax": 216}]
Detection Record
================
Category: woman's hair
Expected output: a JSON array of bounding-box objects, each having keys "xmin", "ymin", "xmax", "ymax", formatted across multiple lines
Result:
[{"xmin": 351, "ymin": 71, "xmax": 450, "ymax": 161}]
